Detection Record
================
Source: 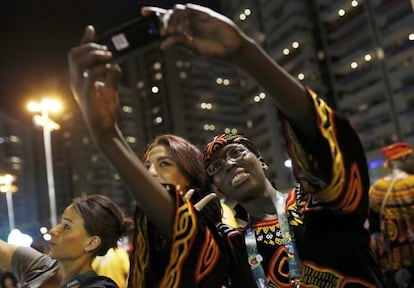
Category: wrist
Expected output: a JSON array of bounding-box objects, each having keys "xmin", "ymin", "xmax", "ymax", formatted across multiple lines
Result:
[
  {"xmin": 230, "ymin": 34, "xmax": 256, "ymax": 65},
  {"xmin": 229, "ymin": 35, "xmax": 266, "ymax": 77},
  {"xmin": 93, "ymin": 124, "xmax": 120, "ymax": 149}
]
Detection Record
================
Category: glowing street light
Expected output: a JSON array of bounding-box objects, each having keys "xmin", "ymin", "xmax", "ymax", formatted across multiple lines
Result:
[
  {"xmin": 8, "ymin": 229, "xmax": 33, "ymax": 247},
  {"xmin": 27, "ymin": 98, "xmax": 61, "ymax": 227},
  {"xmin": 0, "ymin": 173, "xmax": 18, "ymax": 231}
]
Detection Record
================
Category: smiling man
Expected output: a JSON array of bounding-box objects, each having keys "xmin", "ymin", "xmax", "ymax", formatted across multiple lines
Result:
[{"xmin": 203, "ymin": 122, "xmax": 384, "ymax": 287}]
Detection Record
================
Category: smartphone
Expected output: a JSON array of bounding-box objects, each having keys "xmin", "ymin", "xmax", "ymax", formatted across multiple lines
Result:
[{"xmin": 94, "ymin": 14, "xmax": 161, "ymax": 60}]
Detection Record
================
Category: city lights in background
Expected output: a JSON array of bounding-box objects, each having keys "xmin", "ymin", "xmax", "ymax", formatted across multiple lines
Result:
[
  {"xmin": 40, "ymin": 226, "xmax": 51, "ymax": 241},
  {"xmin": 223, "ymin": 128, "xmax": 238, "ymax": 134},
  {"xmin": 28, "ymin": 98, "xmax": 62, "ymax": 130},
  {"xmin": 27, "ymin": 98, "xmax": 62, "ymax": 228},
  {"xmin": 239, "ymin": 8, "xmax": 251, "ymax": 21},
  {"xmin": 284, "ymin": 159, "xmax": 292, "ymax": 168},
  {"xmin": 253, "ymin": 92, "xmax": 266, "ymax": 103},
  {"xmin": 7, "ymin": 229, "xmax": 33, "ymax": 247},
  {"xmin": 368, "ymin": 159, "xmax": 385, "ymax": 170},
  {"xmin": 279, "ymin": 1, "xmax": 369, "ymax": 77},
  {"xmin": 0, "ymin": 175, "xmax": 37, "ymax": 245},
  {"xmin": 0, "ymin": 173, "xmax": 18, "ymax": 231}
]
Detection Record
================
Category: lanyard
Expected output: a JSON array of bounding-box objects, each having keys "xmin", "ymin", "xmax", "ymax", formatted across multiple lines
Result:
[
  {"xmin": 245, "ymin": 222, "xmax": 269, "ymax": 288},
  {"xmin": 276, "ymin": 184, "xmax": 302, "ymax": 287},
  {"xmin": 244, "ymin": 183, "xmax": 302, "ymax": 287}
]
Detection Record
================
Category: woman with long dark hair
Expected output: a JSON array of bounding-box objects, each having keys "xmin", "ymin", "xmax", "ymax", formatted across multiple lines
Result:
[{"xmin": 68, "ymin": 25, "xmax": 255, "ymax": 286}]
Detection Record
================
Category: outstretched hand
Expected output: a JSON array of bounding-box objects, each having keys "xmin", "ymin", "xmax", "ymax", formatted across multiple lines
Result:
[
  {"xmin": 68, "ymin": 26, "xmax": 121, "ymax": 141},
  {"xmin": 141, "ymin": 3, "xmax": 246, "ymax": 59},
  {"xmin": 184, "ymin": 188, "xmax": 217, "ymax": 211}
]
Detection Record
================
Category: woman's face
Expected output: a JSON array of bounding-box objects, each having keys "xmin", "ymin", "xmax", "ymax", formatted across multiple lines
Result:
[
  {"xmin": 48, "ymin": 204, "xmax": 95, "ymax": 261},
  {"xmin": 3, "ymin": 278, "xmax": 16, "ymax": 288},
  {"xmin": 144, "ymin": 144, "xmax": 190, "ymax": 189}
]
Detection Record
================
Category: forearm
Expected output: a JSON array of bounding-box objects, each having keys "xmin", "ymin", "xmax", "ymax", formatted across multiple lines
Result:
[
  {"xmin": 232, "ymin": 37, "xmax": 317, "ymax": 140},
  {"xmin": 0, "ymin": 240, "xmax": 17, "ymax": 270},
  {"xmin": 97, "ymin": 127, "xmax": 175, "ymax": 238}
]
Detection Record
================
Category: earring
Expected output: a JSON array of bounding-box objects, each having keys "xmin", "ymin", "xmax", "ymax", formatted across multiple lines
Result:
[{"xmin": 84, "ymin": 247, "xmax": 88, "ymax": 253}]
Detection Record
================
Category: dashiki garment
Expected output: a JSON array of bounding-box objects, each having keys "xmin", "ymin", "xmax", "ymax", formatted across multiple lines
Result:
[
  {"xmin": 369, "ymin": 169, "xmax": 414, "ymax": 286},
  {"xmin": 253, "ymin": 88, "xmax": 387, "ymax": 287},
  {"xmin": 128, "ymin": 184, "xmax": 257, "ymax": 288}
]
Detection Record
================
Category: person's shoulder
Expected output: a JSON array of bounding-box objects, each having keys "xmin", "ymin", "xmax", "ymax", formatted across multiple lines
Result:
[
  {"xmin": 399, "ymin": 171, "xmax": 414, "ymax": 179},
  {"xmin": 14, "ymin": 245, "xmax": 55, "ymax": 264},
  {"xmin": 372, "ymin": 175, "xmax": 394, "ymax": 184},
  {"xmin": 83, "ymin": 275, "xmax": 119, "ymax": 288},
  {"xmin": 115, "ymin": 247, "xmax": 129, "ymax": 258}
]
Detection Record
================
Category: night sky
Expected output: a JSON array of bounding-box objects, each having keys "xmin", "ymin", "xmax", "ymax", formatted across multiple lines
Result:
[{"xmin": 0, "ymin": 0, "xmax": 220, "ymax": 121}]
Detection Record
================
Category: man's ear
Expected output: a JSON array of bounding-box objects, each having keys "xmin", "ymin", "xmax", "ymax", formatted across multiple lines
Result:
[
  {"xmin": 85, "ymin": 236, "xmax": 101, "ymax": 253},
  {"xmin": 258, "ymin": 157, "xmax": 268, "ymax": 170}
]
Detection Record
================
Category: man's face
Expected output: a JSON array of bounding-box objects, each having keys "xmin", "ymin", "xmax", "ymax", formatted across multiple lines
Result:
[{"xmin": 209, "ymin": 144, "xmax": 268, "ymax": 202}]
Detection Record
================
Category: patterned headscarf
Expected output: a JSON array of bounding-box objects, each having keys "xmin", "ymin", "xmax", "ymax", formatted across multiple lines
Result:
[
  {"xmin": 203, "ymin": 133, "xmax": 262, "ymax": 169},
  {"xmin": 381, "ymin": 142, "xmax": 413, "ymax": 168}
]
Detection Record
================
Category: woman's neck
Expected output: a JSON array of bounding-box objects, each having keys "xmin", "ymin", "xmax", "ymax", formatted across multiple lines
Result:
[{"xmin": 58, "ymin": 259, "xmax": 94, "ymax": 286}]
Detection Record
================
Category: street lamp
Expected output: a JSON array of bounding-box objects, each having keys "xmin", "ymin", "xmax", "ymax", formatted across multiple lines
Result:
[
  {"xmin": 0, "ymin": 173, "xmax": 18, "ymax": 231},
  {"xmin": 27, "ymin": 98, "xmax": 61, "ymax": 228}
]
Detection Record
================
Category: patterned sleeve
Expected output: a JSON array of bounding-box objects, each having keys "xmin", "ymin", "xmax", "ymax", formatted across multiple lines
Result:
[
  {"xmin": 158, "ymin": 189, "xmax": 202, "ymax": 287},
  {"xmin": 128, "ymin": 186, "xmax": 254, "ymax": 288},
  {"xmin": 280, "ymin": 87, "xmax": 370, "ymax": 216}
]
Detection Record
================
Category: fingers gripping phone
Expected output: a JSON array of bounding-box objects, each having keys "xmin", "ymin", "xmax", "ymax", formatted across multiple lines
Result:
[{"xmin": 94, "ymin": 14, "xmax": 161, "ymax": 61}]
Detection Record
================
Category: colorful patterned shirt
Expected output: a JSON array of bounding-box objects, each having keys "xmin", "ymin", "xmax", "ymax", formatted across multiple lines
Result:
[
  {"xmin": 128, "ymin": 88, "xmax": 387, "ymax": 288},
  {"xmin": 254, "ymin": 88, "xmax": 387, "ymax": 287},
  {"xmin": 369, "ymin": 169, "xmax": 414, "ymax": 271},
  {"xmin": 128, "ymin": 185, "xmax": 257, "ymax": 288}
]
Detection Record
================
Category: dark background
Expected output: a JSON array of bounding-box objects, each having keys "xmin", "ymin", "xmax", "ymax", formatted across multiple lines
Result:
[{"xmin": 0, "ymin": 0, "xmax": 220, "ymax": 120}]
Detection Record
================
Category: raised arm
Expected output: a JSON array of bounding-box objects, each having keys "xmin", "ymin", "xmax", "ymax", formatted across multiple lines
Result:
[
  {"xmin": 0, "ymin": 239, "xmax": 18, "ymax": 270},
  {"xmin": 142, "ymin": 4, "xmax": 317, "ymax": 142},
  {"xmin": 67, "ymin": 26, "xmax": 175, "ymax": 238}
]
